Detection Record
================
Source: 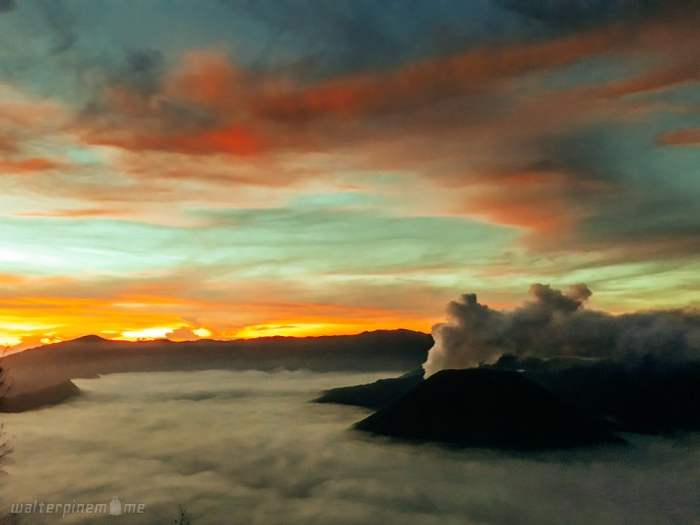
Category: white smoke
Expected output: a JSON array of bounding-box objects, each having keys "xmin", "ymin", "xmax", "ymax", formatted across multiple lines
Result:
[{"xmin": 423, "ymin": 283, "xmax": 700, "ymax": 377}]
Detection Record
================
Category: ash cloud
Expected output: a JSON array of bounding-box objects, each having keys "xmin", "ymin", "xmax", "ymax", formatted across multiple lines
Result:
[{"xmin": 423, "ymin": 283, "xmax": 700, "ymax": 376}]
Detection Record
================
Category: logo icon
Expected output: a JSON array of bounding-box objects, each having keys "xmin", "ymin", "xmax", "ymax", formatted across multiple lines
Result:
[{"xmin": 109, "ymin": 497, "xmax": 123, "ymax": 516}]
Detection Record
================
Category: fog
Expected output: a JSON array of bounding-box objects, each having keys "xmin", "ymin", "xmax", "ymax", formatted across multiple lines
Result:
[{"xmin": 2, "ymin": 370, "xmax": 699, "ymax": 524}]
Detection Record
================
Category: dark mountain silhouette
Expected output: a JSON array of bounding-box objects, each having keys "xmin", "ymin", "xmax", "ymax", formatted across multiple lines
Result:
[
  {"xmin": 355, "ymin": 369, "xmax": 623, "ymax": 450},
  {"xmin": 488, "ymin": 354, "xmax": 700, "ymax": 434},
  {"xmin": 0, "ymin": 330, "xmax": 432, "ymax": 412},
  {"xmin": 323, "ymin": 353, "xmax": 700, "ymax": 439},
  {"xmin": 71, "ymin": 334, "xmax": 110, "ymax": 343},
  {"xmin": 315, "ymin": 368, "xmax": 424, "ymax": 409},
  {"xmin": 0, "ymin": 380, "xmax": 80, "ymax": 413}
]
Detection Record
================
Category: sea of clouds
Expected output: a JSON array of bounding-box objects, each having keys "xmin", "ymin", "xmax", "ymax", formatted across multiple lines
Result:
[{"xmin": 2, "ymin": 369, "xmax": 699, "ymax": 525}]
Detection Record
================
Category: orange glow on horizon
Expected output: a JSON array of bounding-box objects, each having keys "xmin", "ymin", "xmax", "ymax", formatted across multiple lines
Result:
[
  {"xmin": 0, "ymin": 304, "xmax": 436, "ymax": 352},
  {"xmin": 116, "ymin": 327, "xmax": 174, "ymax": 340},
  {"xmin": 0, "ymin": 318, "xmax": 434, "ymax": 353},
  {"xmin": 232, "ymin": 317, "xmax": 433, "ymax": 339}
]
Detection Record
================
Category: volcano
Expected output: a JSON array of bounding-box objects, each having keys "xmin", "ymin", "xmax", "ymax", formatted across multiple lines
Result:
[{"xmin": 355, "ymin": 368, "xmax": 623, "ymax": 450}]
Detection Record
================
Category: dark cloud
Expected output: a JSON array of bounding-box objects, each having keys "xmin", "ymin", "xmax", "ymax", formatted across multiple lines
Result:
[
  {"xmin": 73, "ymin": 11, "xmax": 699, "ymax": 263},
  {"xmin": 496, "ymin": 0, "xmax": 663, "ymax": 28},
  {"xmin": 499, "ymin": 124, "xmax": 700, "ymax": 259},
  {"xmin": 222, "ymin": 0, "xmax": 533, "ymax": 79},
  {"xmin": 229, "ymin": 0, "xmax": 408, "ymax": 76},
  {"xmin": 80, "ymin": 20, "xmax": 629, "ymax": 159},
  {"xmin": 423, "ymin": 283, "xmax": 700, "ymax": 376},
  {"xmin": 121, "ymin": 49, "xmax": 165, "ymax": 93},
  {"xmin": 657, "ymin": 128, "xmax": 700, "ymax": 147},
  {"xmin": 35, "ymin": 0, "xmax": 77, "ymax": 53},
  {"xmin": 1, "ymin": 0, "xmax": 696, "ymax": 274},
  {"xmin": 0, "ymin": 0, "xmax": 16, "ymax": 14}
]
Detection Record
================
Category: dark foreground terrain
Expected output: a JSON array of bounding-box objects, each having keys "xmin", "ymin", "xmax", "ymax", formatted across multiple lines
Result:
[
  {"xmin": 320, "ymin": 355, "xmax": 700, "ymax": 449},
  {"xmin": 355, "ymin": 368, "xmax": 623, "ymax": 450}
]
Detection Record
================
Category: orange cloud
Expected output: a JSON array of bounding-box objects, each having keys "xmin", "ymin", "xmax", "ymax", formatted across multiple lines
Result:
[
  {"xmin": 592, "ymin": 62, "xmax": 700, "ymax": 100},
  {"xmin": 0, "ymin": 157, "xmax": 62, "ymax": 173},
  {"xmin": 81, "ymin": 48, "xmax": 272, "ymax": 157},
  {"xmin": 78, "ymin": 18, "xmax": 655, "ymax": 159},
  {"xmin": 3, "ymin": 7, "xmax": 695, "ymax": 259},
  {"xmin": 0, "ymin": 273, "xmax": 25, "ymax": 286},
  {"xmin": 164, "ymin": 50, "xmax": 248, "ymax": 111},
  {"xmin": 89, "ymin": 124, "xmax": 265, "ymax": 156},
  {"xmin": 0, "ymin": 85, "xmax": 67, "ymax": 128},
  {"xmin": 657, "ymin": 128, "xmax": 700, "ymax": 147},
  {"xmin": 257, "ymin": 25, "xmax": 625, "ymax": 122},
  {"xmin": 463, "ymin": 167, "xmax": 613, "ymax": 235},
  {"xmin": 75, "ymin": 8, "xmax": 697, "ymax": 174},
  {"xmin": 16, "ymin": 208, "xmax": 129, "ymax": 218},
  {"xmin": 0, "ymin": 134, "xmax": 15, "ymax": 153},
  {"xmin": 257, "ymin": 12, "xmax": 700, "ymax": 123},
  {"xmin": 0, "ymin": 83, "xmax": 70, "ymax": 161}
]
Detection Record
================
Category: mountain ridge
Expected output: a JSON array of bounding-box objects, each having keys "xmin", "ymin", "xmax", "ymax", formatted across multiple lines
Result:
[{"xmin": 1, "ymin": 329, "xmax": 433, "ymax": 412}]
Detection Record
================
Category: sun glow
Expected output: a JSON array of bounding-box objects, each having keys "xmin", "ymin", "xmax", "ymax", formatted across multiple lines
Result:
[
  {"xmin": 192, "ymin": 327, "xmax": 212, "ymax": 338},
  {"xmin": 0, "ymin": 334, "xmax": 22, "ymax": 348},
  {"xmin": 118, "ymin": 327, "xmax": 174, "ymax": 340}
]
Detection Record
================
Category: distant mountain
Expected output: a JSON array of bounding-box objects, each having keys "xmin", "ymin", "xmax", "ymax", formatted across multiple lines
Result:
[
  {"xmin": 0, "ymin": 330, "xmax": 432, "ymax": 412},
  {"xmin": 70, "ymin": 334, "xmax": 111, "ymax": 343},
  {"xmin": 355, "ymin": 369, "xmax": 623, "ymax": 450}
]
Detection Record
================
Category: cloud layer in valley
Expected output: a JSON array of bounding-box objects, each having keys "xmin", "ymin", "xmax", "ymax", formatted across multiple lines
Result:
[{"xmin": 3, "ymin": 370, "xmax": 700, "ymax": 524}]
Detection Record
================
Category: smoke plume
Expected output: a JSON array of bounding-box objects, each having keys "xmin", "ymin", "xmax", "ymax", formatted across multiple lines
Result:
[{"xmin": 423, "ymin": 283, "xmax": 700, "ymax": 376}]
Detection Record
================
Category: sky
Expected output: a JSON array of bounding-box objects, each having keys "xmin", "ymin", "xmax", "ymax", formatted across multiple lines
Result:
[{"xmin": 0, "ymin": 0, "xmax": 698, "ymax": 350}]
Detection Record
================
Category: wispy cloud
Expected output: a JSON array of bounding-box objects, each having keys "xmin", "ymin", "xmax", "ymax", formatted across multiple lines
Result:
[{"xmin": 0, "ymin": 0, "xmax": 698, "ymax": 343}]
